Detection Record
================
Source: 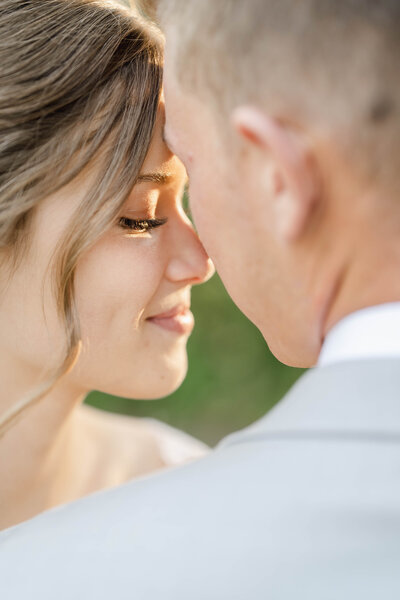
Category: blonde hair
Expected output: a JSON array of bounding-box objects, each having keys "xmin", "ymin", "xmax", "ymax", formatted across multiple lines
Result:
[
  {"xmin": 0, "ymin": 0, "xmax": 163, "ymax": 435},
  {"xmin": 142, "ymin": 0, "xmax": 400, "ymax": 190}
]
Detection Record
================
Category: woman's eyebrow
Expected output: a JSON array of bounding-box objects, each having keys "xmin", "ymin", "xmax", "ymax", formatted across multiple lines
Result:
[{"xmin": 136, "ymin": 171, "xmax": 172, "ymax": 184}]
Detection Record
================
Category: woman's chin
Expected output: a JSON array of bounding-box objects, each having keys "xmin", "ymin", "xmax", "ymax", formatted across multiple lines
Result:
[
  {"xmin": 134, "ymin": 370, "xmax": 187, "ymax": 400},
  {"xmin": 95, "ymin": 360, "xmax": 188, "ymax": 401},
  {"xmin": 137, "ymin": 350, "xmax": 189, "ymax": 399}
]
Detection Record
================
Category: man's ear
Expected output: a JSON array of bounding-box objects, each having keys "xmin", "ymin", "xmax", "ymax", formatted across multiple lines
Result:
[{"xmin": 232, "ymin": 106, "xmax": 320, "ymax": 242}]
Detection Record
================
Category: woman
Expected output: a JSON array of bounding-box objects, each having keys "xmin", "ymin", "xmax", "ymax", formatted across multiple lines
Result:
[{"xmin": 0, "ymin": 0, "xmax": 214, "ymax": 530}]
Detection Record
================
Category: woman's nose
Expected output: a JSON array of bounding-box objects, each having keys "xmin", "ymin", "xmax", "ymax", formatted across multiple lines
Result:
[{"xmin": 165, "ymin": 217, "xmax": 215, "ymax": 285}]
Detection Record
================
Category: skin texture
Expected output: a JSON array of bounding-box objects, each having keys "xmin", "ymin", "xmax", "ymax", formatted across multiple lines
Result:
[
  {"xmin": 162, "ymin": 30, "xmax": 400, "ymax": 368},
  {"xmin": 0, "ymin": 106, "xmax": 214, "ymax": 529}
]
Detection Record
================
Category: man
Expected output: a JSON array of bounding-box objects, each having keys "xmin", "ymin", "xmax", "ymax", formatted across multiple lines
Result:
[{"xmin": 1, "ymin": 1, "xmax": 400, "ymax": 597}]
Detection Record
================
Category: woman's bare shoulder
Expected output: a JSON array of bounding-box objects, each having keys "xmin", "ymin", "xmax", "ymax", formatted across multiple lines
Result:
[
  {"xmin": 141, "ymin": 417, "xmax": 209, "ymax": 467},
  {"xmin": 75, "ymin": 404, "xmax": 209, "ymax": 482}
]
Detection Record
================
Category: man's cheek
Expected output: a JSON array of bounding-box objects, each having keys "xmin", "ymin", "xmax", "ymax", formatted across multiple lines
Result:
[{"xmin": 190, "ymin": 196, "xmax": 209, "ymax": 238}]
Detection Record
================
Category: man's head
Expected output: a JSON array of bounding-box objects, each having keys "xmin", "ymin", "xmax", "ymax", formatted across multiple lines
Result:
[{"xmin": 141, "ymin": 0, "xmax": 400, "ymax": 367}]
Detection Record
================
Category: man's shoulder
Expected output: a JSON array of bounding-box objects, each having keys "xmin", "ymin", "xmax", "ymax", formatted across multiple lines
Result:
[
  {"xmin": 223, "ymin": 357, "xmax": 400, "ymax": 443},
  {"xmin": 2, "ymin": 427, "xmax": 400, "ymax": 598},
  {"xmin": 2, "ymin": 358, "xmax": 400, "ymax": 598}
]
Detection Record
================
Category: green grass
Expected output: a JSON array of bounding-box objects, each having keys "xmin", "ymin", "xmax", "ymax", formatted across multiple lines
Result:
[{"xmin": 86, "ymin": 273, "xmax": 304, "ymax": 446}]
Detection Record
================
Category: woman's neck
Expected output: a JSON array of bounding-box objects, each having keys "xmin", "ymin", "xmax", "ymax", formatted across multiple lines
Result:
[{"xmin": 0, "ymin": 356, "xmax": 87, "ymax": 530}]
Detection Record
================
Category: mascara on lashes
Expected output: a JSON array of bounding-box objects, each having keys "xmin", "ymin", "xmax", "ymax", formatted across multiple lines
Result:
[{"xmin": 118, "ymin": 217, "xmax": 168, "ymax": 233}]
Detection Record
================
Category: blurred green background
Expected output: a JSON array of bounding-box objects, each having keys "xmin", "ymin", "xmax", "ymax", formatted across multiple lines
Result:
[
  {"xmin": 86, "ymin": 272, "xmax": 304, "ymax": 446},
  {"xmin": 85, "ymin": 0, "xmax": 304, "ymax": 446}
]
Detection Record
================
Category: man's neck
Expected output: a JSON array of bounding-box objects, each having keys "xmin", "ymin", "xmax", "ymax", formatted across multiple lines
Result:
[{"xmin": 321, "ymin": 232, "xmax": 400, "ymax": 344}]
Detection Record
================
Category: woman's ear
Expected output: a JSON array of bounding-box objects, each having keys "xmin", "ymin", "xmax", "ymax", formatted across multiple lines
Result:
[{"xmin": 232, "ymin": 105, "xmax": 321, "ymax": 243}]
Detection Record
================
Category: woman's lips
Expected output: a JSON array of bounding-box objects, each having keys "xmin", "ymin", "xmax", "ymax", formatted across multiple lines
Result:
[{"xmin": 146, "ymin": 306, "xmax": 194, "ymax": 334}]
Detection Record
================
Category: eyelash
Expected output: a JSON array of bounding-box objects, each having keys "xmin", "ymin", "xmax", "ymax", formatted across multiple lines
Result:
[{"xmin": 118, "ymin": 217, "xmax": 168, "ymax": 234}]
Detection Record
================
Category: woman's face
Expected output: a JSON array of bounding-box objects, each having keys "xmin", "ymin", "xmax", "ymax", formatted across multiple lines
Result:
[{"xmin": 1, "ymin": 108, "xmax": 214, "ymax": 399}]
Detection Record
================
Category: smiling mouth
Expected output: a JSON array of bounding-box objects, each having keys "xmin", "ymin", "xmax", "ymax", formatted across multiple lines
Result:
[{"xmin": 146, "ymin": 305, "xmax": 194, "ymax": 335}]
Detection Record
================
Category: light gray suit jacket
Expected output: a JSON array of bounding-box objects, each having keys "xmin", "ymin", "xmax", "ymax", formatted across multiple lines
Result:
[{"xmin": 2, "ymin": 359, "xmax": 400, "ymax": 599}]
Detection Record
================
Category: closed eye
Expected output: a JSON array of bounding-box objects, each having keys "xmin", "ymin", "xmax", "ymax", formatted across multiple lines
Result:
[{"xmin": 118, "ymin": 217, "xmax": 168, "ymax": 233}]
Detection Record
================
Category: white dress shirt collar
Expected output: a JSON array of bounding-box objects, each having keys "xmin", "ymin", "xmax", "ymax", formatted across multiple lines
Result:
[{"xmin": 318, "ymin": 302, "xmax": 400, "ymax": 367}]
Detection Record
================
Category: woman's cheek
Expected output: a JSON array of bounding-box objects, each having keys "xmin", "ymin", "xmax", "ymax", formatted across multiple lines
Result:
[{"xmin": 74, "ymin": 234, "xmax": 165, "ymax": 333}]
